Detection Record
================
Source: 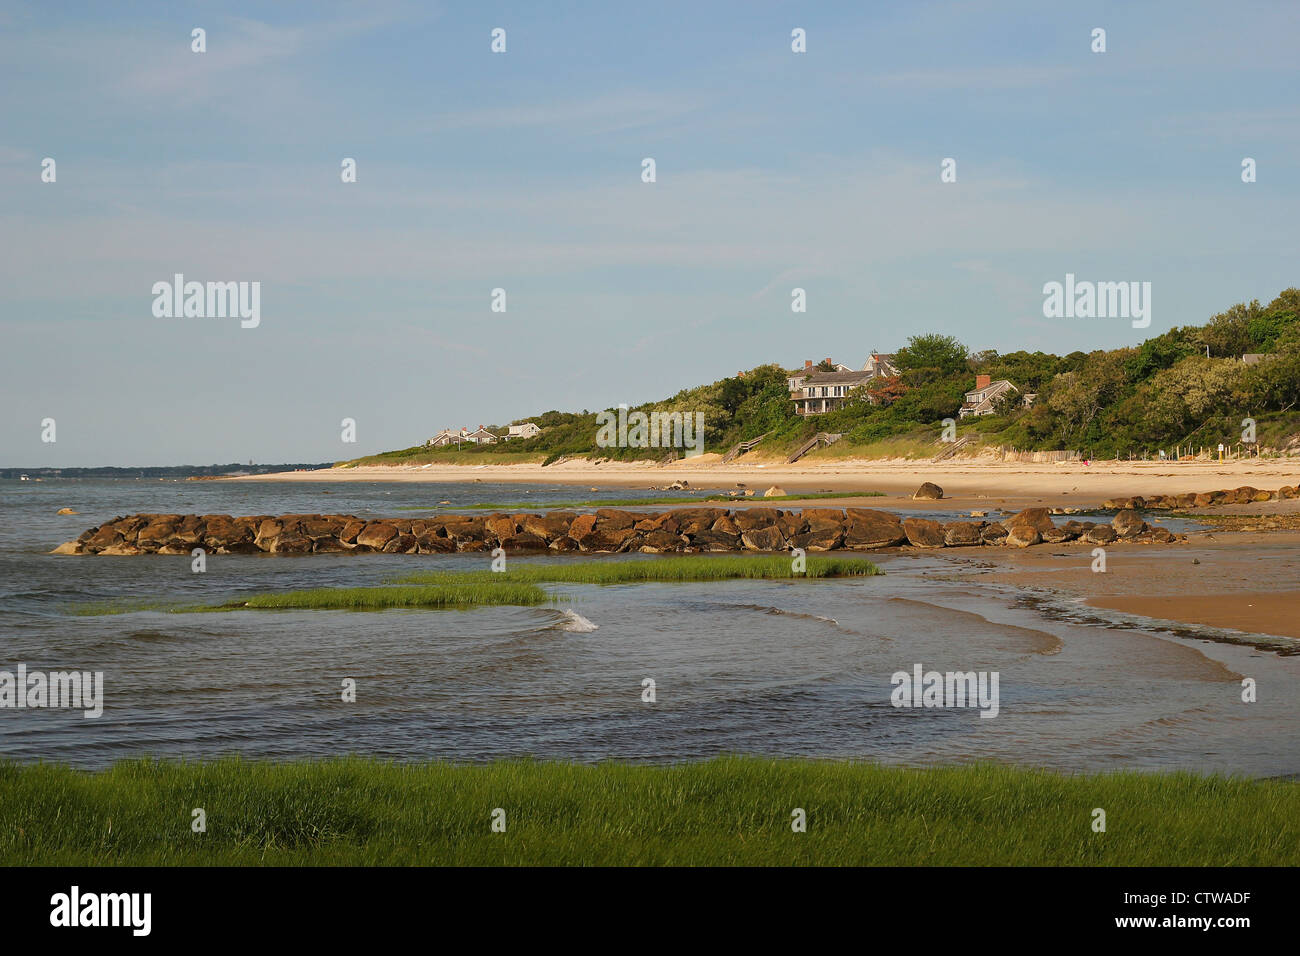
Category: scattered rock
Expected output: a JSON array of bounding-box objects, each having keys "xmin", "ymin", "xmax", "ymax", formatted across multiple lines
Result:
[
  {"xmin": 763, "ymin": 485, "xmax": 787, "ymax": 498},
  {"xmin": 912, "ymin": 482, "xmax": 944, "ymax": 500}
]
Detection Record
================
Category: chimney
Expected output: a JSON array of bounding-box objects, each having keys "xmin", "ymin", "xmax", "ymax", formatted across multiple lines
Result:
[
  {"xmin": 824, "ymin": 357, "xmax": 832, "ymax": 367},
  {"xmin": 975, "ymin": 374, "xmax": 991, "ymax": 390},
  {"xmin": 804, "ymin": 359, "xmax": 813, "ymax": 370}
]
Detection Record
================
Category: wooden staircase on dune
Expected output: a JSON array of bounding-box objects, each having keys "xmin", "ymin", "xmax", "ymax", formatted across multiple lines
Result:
[
  {"xmin": 721, "ymin": 432, "xmax": 771, "ymax": 464},
  {"xmin": 786, "ymin": 432, "xmax": 842, "ymax": 464},
  {"xmin": 932, "ymin": 434, "xmax": 975, "ymax": 462}
]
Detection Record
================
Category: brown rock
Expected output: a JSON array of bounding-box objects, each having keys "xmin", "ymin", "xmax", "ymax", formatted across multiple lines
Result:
[
  {"xmin": 383, "ymin": 533, "xmax": 418, "ymax": 553},
  {"xmin": 690, "ymin": 529, "xmax": 741, "ymax": 552},
  {"xmin": 594, "ymin": 508, "xmax": 639, "ymax": 531},
  {"xmin": 485, "ymin": 514, "xmax": 518, "ymax": 540},
  {"xmin": 1005, "ymin": 508, "xmax": 1054, "ymax": 548},
  {"xmin": 912, "ymin": 482, "xmax": 943, "ymax": 500},
  {"xmin": 568, "ymin": 514, "xmax": 599, "ymax": 541},
  {"xmin": 902, "ymin": 517, "xmax": 946, "ymax": 548},
  {"xmin": 416, "ymin": 533, "xmax": 456, "ymax": 554},
  {"xmin": 741, "ymin": 525, "xmax": 787, "ymax": 551},
  {"xmin": 312, "ymin": 537, "xmax": 352, "ymax": 553},
  {"xmin": 981, "ymin": 522, "xmax": 1008, "ymax": 545},
  {"xmin": 356, "ymin": 522, "xmax": 399, "ymax": 549},
  {"xmin": 1112, "ymin": 510, "xmax": 1147, "ymax": 538},
  {"xmin": 269, "ymin": 533, "xmax": 313, "ymax": 554},
  {"xmin": 790, "ymin": 528, "xmax": 843, "ymax": 551},
  {"xmin": 844, "ymin": 509, "xmax": 907, "ymax": 549},
  {"xmin": 733, "ymin": 509, "xmax": 777, "ymax": 532},
  {"xmin": 639, "ymin": 529, "xmax": 686, "ymax": 553},
  {"xmin": 943, "ymin": 521, "xmax": 984, "ymax": 547},
  {"xmin": 499, "ymin": 533, "xmax": 549, "ymax": 551},
  {"xmin": 1084, "ymin": 525, "xmax": 1117, "ymax": 544},
  {"xmin": 522, "ymin": 513, "xmax": 572, "ymax": 540},
  {"xmin": 712, "ymin": 514, "xmax": 742, "ymax": 536}
]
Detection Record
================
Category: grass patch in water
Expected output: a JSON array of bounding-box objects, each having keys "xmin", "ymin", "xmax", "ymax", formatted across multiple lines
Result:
[
  {"xmin": 1, "ymin": 755, "xmax": 1294, "ymax": 866},
  {"xmin": 394, "ymin": 554, "xmax": 880, "ymax": 586},
  {"xmin": 71, "ymin": 556, "xmax": 880, "ymax": 614},
  {"xmin": 215, "ymin": 582, "xmax": 551, "ymax": 611}
]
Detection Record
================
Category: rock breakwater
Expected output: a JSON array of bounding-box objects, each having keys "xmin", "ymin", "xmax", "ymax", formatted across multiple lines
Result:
[{"xmin": 55, "ymin": 506, "xmax": 1186, "ymax": 556}]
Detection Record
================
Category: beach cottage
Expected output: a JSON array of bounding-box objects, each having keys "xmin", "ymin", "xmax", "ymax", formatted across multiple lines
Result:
[
  {"xmin": 959, "ymin": 376, "xmax": 1019, "ymax": 417},
  {"xmin": 506, "ymin": 422, "xmax": 541, "ymax": 440}
]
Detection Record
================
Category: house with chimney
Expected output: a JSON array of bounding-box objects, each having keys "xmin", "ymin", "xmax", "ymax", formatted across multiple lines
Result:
[
  {"xmin": 788, "ymin": 355, "xmax": 898, "ymax": 416},
  {"xmin": 959, "ymin": 375, "xmax": 1022, "ymax": 417}
]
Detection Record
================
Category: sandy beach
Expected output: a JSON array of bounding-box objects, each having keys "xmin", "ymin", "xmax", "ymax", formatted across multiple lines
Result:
[{"xmin": 239, "ymin": 456, "xmax": 1300, "ymax": 513}]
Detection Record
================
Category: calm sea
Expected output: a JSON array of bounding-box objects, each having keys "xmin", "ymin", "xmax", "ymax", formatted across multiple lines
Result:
[{"xmin": 2, "ymin": 478, "xmax": 1297, "ymax": 775}]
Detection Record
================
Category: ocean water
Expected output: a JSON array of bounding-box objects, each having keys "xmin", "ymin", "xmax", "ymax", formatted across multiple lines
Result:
[{"xmin": 2, "ymin": 478, "xmax": 1297, "ymax": 775}]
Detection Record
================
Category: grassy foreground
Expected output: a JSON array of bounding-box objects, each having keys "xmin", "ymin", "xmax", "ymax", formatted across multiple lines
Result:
[{"xmin": 2, "ymin": 757, "xmax": 1295, "ymax": 866}]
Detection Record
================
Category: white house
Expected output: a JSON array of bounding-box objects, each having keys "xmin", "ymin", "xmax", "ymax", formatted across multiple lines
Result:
[
  {"xmin": 787, "ymin": 354, "xmax": 901, "ymax": 415},
  {"xmin": 506, "ymin": 422, "xmax": 541, "ymax": 440}
]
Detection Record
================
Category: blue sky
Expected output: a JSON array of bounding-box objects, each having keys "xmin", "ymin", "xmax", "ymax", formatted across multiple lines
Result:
[{"xmin": 3, "ymin": 0, "xmax": 1298, "ymax": 465}]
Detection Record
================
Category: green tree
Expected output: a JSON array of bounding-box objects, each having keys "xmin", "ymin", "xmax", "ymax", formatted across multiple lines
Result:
[{"xmin": 894, "ymin": 334, "xmax": 968, "ymax": 375}]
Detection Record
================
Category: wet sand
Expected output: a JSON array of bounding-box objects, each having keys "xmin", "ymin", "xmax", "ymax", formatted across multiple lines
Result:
[{"xmin": 932, "ymin": 531, "xmax": 1300, "ymax": 643}]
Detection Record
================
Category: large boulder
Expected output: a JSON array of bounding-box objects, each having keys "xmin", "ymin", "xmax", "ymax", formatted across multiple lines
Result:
[
  {"xmin": 1112, "ymin": 510, "xmax": 1147, "ymax": 538},
  {"xmin": 980, "ymin": 522, "xmax": 1009, "ymax": 545},
  {"xmin": 712, "ymin": 513, "xmax": 742, "ymax": 536},
  {"xmin": 801, "ymin": 508, "xmax": 847, "ymax": 531},
  {"xmin": 741, "ymin": 525, "xmax": 787, "ymax": 551},
  {"xmin": 485, "ymin": 514, "xmax": 518, "ymax": 540},
  {"xmin": 912, "ymin": 482, "xmax": 944, "ymax": 500},
  {"xmin": 499, "ymin": 533, "xmax": 549, "ymax": 551},
  {"xmin": 639, "ymin": 529, "xmax": 685, "ymax": 553},
  {"xmin": 1084, "ymin": 525, "xmax": 1116, "ymax": 545},
  {"xmin": 943, "ymin": 521, "xmax": 984, "ymax": 547},
  {"xmin": 1005, "ymin": 508, "xmax": 1054, "ymax": 548},
  {"xmin": 902, "ymin": 517, "xmax": 946, "ymax": 548},
  {"xmin": 690, "ymin": 529, "xmax": 741, "ymax": 552},
  {"xmin": 763, "ymin": 486, "xmax": 787, "ymax": 498},
  {"xmin": 355, "ymin": 522, "xmax": 398, "ymax": 550},
  {"xmin": 522, "ymin": 513, "xmax": 573, "ymax": 540},
  {"xmin": 790, "ymin": 528, "xmax": 843, "ymax": 551},
  {"xmin": 844, "ymin": 509, "xmax": 907, "ymax": 549},
  {"xmin": 594, "ymin": 508, "xmax": 639, "ymax": 531},
  {"xmin": 733, "ymin": 509, "xmax": 778, "ymax": 532}
]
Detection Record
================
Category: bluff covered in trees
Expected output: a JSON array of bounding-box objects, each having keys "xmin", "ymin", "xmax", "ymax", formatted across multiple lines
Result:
[{"xmin": 351, "ymin": 288, "xmax": 1300, "ymax": 465}]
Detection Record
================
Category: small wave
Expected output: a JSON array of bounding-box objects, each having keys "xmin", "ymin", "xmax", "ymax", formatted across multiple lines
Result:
[{"xmin": 556, "ymin": 610, "xmax": 599, "ymax": 633}]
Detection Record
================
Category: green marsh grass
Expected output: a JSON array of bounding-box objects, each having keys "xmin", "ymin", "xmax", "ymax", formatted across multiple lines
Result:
[
  {"xmin": 71, "ymin": 556, "xmax": 880, "ymax": 615},
  {"xmin": 2, "ymin": 756, "xmax": 1294, "ymax": 866},
  {"xmin": 393, "ymin": 554, "xmax": 881, "ymax": 586}
]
